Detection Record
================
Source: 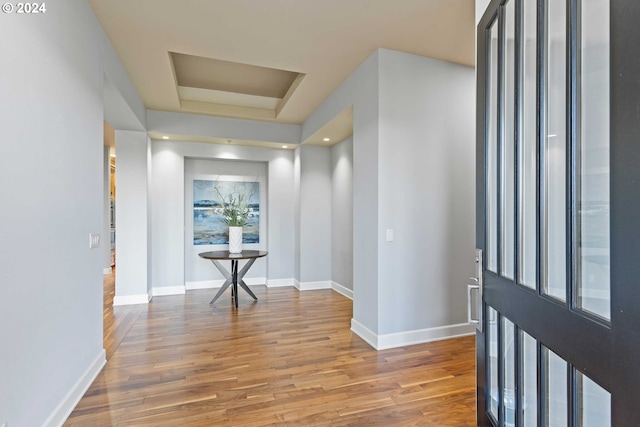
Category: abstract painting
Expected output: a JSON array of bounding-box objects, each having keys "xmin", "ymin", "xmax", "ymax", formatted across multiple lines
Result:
[{"xmin": 193, "ymin": 179, "xmax": 260, "ymax": 245}]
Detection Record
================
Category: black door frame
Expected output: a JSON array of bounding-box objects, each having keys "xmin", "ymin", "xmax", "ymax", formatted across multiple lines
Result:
[{"xmin": 609, "ymin": 2, "xmax": 640, "ymax": 424}]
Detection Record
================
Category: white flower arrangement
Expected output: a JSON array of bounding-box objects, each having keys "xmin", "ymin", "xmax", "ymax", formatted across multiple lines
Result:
[{"xmin": 214, "ymin": 184, "xmax": 255, "ymax": 227}]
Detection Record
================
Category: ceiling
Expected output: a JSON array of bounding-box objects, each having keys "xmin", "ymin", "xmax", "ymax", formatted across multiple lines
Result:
[{"xmin": 89, "ymin": 0, "xmax": 475, "ymax": 146}]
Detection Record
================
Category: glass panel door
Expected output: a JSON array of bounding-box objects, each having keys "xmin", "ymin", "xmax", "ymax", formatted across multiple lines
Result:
[{"xmin": 474, "ymin": 0, "xmax": 640, "ymax": 425}]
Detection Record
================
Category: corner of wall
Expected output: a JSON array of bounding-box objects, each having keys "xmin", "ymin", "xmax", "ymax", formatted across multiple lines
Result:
[
  {"xmin": 113, "ymin": 293, "xmax": 151, "ymax": 306},
  {"xmin": 267, "ymin": 278, "xmax": 295, "ymax": 288},
  {"xmin": 42, "ymin": 350, "xmax": 106, "ymax": 427},
  {"xmin": 351, "ymin": 320, "xmax": 475, "ymax": 351}
]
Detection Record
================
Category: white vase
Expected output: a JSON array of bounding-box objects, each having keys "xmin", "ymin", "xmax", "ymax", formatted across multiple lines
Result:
[{"xmin": 228, "ymin": 226, "xmax": 243, "ymax": 253}]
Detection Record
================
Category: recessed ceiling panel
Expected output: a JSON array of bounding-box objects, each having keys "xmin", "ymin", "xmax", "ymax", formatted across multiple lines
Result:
[
  {"xmin": 171, "ymin": 52, "xmax": 300, "ymax": 98},
  {"xmin": 177, "ymin": 86, "xmax": 280, "ymax": 109}
]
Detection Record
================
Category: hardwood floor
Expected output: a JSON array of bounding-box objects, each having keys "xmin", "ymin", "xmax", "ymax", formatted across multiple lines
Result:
[{"xmin": 66, "ymin": 273, "xmax": 477, "ymax": 426}]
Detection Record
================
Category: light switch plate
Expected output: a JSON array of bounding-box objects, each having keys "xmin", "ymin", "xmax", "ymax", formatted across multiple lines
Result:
[
  {"xmin": 89, "ymin": 233, "xmax": 100, "ymax": 249},
  {"xmin": 385, "ymin": 229, "xmax": 394, "ymax": 242}
]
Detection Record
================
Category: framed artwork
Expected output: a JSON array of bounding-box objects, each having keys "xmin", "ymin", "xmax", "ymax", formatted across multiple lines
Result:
[{"xmin": 193, "ymin": 179, "xmax": 260, "ymax": 245}]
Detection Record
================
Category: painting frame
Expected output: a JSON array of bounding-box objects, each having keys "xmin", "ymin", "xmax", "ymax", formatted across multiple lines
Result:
[{"xmin": 193, "ymin": 179, "xmax": 260, "ymax": 245}]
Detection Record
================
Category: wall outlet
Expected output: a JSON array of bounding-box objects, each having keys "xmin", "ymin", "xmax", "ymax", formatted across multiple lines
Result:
[{"xmin": 89, "ymin": 233, "xmax": 100, "ymax": 249}]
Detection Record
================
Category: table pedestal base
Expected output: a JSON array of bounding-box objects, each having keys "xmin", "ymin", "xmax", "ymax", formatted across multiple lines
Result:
[{"xmin": 208, "ymin": 258, "xmax": 258, "ymax": 308}]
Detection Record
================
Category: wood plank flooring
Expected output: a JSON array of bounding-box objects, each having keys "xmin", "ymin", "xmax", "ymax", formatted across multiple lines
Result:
[{"xmin": 66, "ymin": 274, "xmax": 477, "ymax": 426}]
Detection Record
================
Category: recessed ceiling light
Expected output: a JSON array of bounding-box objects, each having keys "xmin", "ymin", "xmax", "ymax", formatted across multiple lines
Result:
[
  {"xmin": 323, "ymin": 137, "xmax": 331, "ymax": 142},
  {"xmin": 162, "ymin": 136, "xmax": 169, "ymax": 140},
  {"xmin": 282, "ymin": 145, "xmax": 288, "ymax": 149}
]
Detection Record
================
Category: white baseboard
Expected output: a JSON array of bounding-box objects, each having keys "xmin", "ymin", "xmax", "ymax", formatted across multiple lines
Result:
[
  {"xmin": 45, "ymin": 349, "xmax": 106, "ymax": 427},
  {"xmin": 295, "ymin": 280, "xmax": 332, "ymax": 291},
  {"xmin": 151, "ymin": 286, "xmax": 186, "ymax": 297},
  {"xmin": 351, "ymin": 319, "xmax": 475, "ymax": 350},
  {"xmin": 331, "ymin": 281, "xmax": 353, "ymax": 300},
  {"xmin": 351, "ymin": 319, "xmax": 379, "ymax": 349},
  {"xmin": 377, "ymin": 323, "xmax": 475, "ymax": 350},
  {"xmin": 292, "ymin": 280, "xmax": 352, "ymax": 297},
  {"xmin": 113, "ymin": 293, "xmax": 150, "ymax": 306},
  {"xmin": 266, "ymin": 278, "xmax": 294, "ymax": 288},
  {"xmin": 102, "ymin": 267, "xmax": 112, "ymax": 275},
  {"xmin": 185, "ymin": 277, "xmax": 267, "ymax": 290}
]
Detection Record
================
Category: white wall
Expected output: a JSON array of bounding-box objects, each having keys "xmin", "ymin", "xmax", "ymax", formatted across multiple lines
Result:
[
  {"xmin": 377, "ymin": 49, "xmax": 476, "ymax": 336},
  {"xmin": 331, "ymin": 137, "xmax": 354, "ymax": 291},
  {"xmin": 103, "ymin": 74, "xmax": 145, "ymax": 132},
  {"xmin": 150, "ymin": 143, "xmax": 184, "ymax": 291},
  {"xmin": 147, "ymin": 136, "xmax": 153, "ymax": 294},
  {"xmin": 293, "ymin": 148, "xmax": 302, "ymax": 281},
  {"xmin": 184, "ymin": 159, "xmax": 268, "ymax": 286},
  {"xmin": 0, "ymin": 1, "xmax": 145, "ymax": 424},
  {"xmin": 303, "ymin": 51, "xmax": 381, "ymax": 337},
  {"xmin": 114, "ymin": 131, "xmax": 150, "ymax": 303},
  {"xmin": 296, "ymin": 145, "xmax": 332, "ymax": 285},
  {"xmin": 147, "ymin": 109, "xmax": 300, "ymax": 144},
  {"xmin": 151, "ymin": 140, "xmax": 296, "ymax": 293},
  {"xmin": 303, "ymin": 49, "xmax": 475, "ymax": 349},
  {"xmin": 266, "ymin": 155, "xmax": 296, "ymax": 282}
]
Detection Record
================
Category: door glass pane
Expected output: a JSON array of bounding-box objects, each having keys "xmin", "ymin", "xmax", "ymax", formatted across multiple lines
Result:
[
  {"xmin": 488, "ymin": 307, "xmax": 499, "ymax": 419},
  {"xmin": 487, "ymin": 20, "xmax": 499, "ymax": 273},
  {"xmin": 543, "ymin": 346, "xmax": 568, "ymax": 425},
  {"xmin": 502, "ymin": 318, "xmax": 515, "ymax": 426},
  {"xmin": 520, "ymin": 0, "xmax": 537, "ymax": 289},
  {"xmin": 502, "ymin": 0, "xmax": 516, "ymax": 280},
  {"xmin": 577, "ymin": 0, "xmax": 610, "ymax": 320},
  {"xmin": 543, "ymin": 0, "xmax": 567, "ymax": 301},
  {"xmin": 521, "ymin": 331, "xmax": 537, "ymax": 426},
  {"xmin": 578, "ymin": 371, "xmax": 611, "ymax": 426}
]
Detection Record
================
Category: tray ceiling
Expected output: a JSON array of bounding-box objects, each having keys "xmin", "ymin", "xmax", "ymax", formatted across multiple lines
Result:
[{"xmin": 89, "ymin": 0, "xmax": 474, "ymax": 143}]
